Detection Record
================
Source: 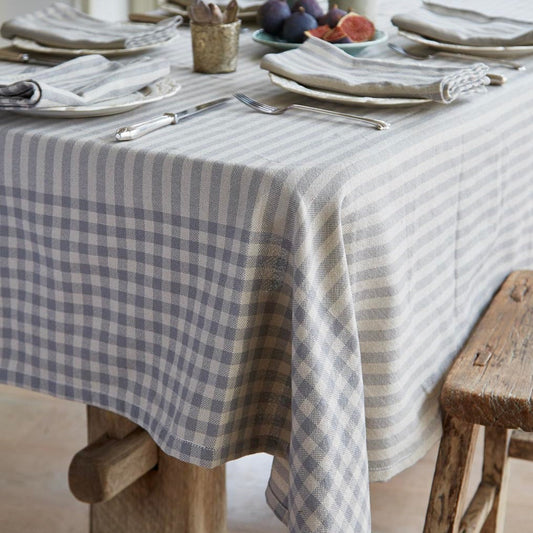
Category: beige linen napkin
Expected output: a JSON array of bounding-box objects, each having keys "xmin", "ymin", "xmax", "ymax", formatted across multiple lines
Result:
[
  {"xmin": 260, "ymin": 37, "xmax": 489, "ymax": 104},
  {"xmin": 1, "ymin": 2, "xmax": 182, "ymax": 50},
  {"xmin": 423, "ymin": 0, "xmax": 533, "ymax": 24},
  {"xmin": 0, "ymin": 55, "xmax": 170, "ymax": 108},
  {"xmin": 392, "ymin": 0, "xmax": 533, "ymax": 47}
]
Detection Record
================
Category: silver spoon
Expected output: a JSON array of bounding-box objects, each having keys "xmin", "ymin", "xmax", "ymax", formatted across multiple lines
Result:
[{"xmin": 388, "ymin": 42, "xmax": 525, "ymax": 71}]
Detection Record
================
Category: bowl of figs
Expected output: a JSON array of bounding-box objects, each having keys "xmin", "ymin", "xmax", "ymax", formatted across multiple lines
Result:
[{"xmin": 253, "ymin": 0, "xmax": 387, "ymax": 55}]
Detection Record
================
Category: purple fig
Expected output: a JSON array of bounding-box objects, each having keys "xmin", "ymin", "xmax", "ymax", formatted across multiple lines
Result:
[
  {"xmin": 326, "ymin": 4, "xmax": 347, "ymax": 27},
  {"xmin": 317, "ymin": 13, "xmax": 328, "ymax": 25},
  {"xmin": 258, "ymin": 0, "xmax": 291, "ymax": 35},
  {"xmin": 291, "ymin": 0, "xmax": 323, "ymax": 20},
  {"xmin": 282, "ymin": 6, "xmax": 318, "ymax": 42}
]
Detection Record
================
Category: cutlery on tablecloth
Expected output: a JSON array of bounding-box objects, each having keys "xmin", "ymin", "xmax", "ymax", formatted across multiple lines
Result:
[
  {"xmin": 388, "ymin": 42, "xmax": 525, "ymax": 71},
  {"xmin": 233, "ymin": 93, "xmax": 390, "ymax": 130},
  {"xmin": 388, "ymin": 43, "xmax": 507, "ymax": 86},
  {"xmin": 115, "ymin": 96, "xmax": 230, "ymax": 141},
  {"xmin": 0, "ymin": 47, "xmax": 63, "ymax": 67}
]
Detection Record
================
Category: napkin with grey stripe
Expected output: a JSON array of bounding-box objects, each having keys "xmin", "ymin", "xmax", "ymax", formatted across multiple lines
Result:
[
  {"xmin": 0, "ymin": 55, "xmax": 170, "ymax": 109},
  {"xmin": 392, "ymin": 0, "xmax": 533, "ymax": 47},
  {"xmin": 0, "ymin": 2, "xmax": 182, "ymax": 50},
  {"xmin": 260, "ymin": 38, "xmax": 489, "ymax": 104}
]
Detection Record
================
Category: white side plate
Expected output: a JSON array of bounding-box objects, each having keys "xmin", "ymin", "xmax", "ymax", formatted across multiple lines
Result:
[{"xmin": 11, "ymin": 76, "xmax": 181, "ymax": 118}]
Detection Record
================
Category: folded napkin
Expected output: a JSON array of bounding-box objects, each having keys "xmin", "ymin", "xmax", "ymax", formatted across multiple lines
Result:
[
  {"xmin": 260, "ymin": 37, "xmax": 489, "ymax": 104},
  {"xmin": 392, "ymin": 0, "xmax": 533, "ymax": 47},
  {"xmin": 0, "ymin": 55, "xmax": 170, "ymax": 109},
  {"xmin": 1, "ymin": 2, "xmax": 181, "ymax": 50},
  {"xmin": 423, "ymin": 0, "xmax": 533, "ymax": 25}
]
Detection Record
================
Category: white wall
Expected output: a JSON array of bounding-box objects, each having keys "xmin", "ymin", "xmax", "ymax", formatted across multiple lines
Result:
[{"xmin": 85, "ymin": 0, "xmax": 128, "ymax": 20}]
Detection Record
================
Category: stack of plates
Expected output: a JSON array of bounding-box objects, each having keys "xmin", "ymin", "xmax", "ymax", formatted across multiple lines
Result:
[
  {"xmin": 393, "ymin": 1, "xmax": 533, "ymax": 58},
  {"xmin": 268, "ymin": 73, "xmax": 432, "ymax": 107},
  {"xmin": 399, "ymin": 30, "xmax": 533, "ymax": 59},
  {"xmin": 11, "ymin": 78, "xmax": 182, "ymax": 119},
  {"xmin": 10, "ymin": 33, "xmax": 181, "ymax": 58}
]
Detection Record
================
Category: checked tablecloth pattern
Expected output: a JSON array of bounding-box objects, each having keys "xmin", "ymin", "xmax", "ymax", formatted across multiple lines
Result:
[{"xmin": 2, "ymin": 2, "xmax": 533, "ymax": 531}]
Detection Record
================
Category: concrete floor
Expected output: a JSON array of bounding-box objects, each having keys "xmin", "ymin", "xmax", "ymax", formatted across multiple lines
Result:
[{"xmin": 1, "ymin": 385, "xmax": 532, "ymax": 533}]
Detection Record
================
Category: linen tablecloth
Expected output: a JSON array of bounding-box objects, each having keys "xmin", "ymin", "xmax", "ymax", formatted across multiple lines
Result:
[{"xmin": 1, "ymin": 1, "xmax": 533, "ymax": 531}]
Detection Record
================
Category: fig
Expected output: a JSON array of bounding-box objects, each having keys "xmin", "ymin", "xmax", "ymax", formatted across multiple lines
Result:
[
  {"xmin": 336, "ymin": 12, "xmax": 375, "ymax": 42},
  {"xmin": 316, "ymin": 13, "xmax": 328, "ymax": 25},
  {"xmin": 304, "ymin": 24, "xmax": 331, "ymax": 39},
  {"xmin": 323, "ymin": 25, "xmax": 351, "ymax": 43},
  {"xmin": 282, "ymin": 6, "xmax": 318, "ymax": 42},
  {"xmin": 258, "ymin": 0, "xmax": 291, "ymax": 36},
  {"xmin": 325, "ymin": 4, "xmax": 347, "ymax": 28},
  {"xmin": 291, "ymin": 0, "xmax": 323, "ymax": 20}
]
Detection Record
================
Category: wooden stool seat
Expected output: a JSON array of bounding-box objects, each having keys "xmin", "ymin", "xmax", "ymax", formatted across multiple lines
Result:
[{"xmin": 424, "ymin": 271, "xmax": 533, "ymax": 533}]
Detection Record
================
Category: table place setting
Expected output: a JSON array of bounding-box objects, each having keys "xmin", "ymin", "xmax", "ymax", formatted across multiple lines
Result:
[
  {"xmin": 260, "ymin": 36, "xmax": 491, "ymax": 106},
  {"xmin": 391, "ymin": 0, "xmax": 533, "ymax": 58},
  {"xmin": 0, "ymin": 2, "xmax": 183, "ymax": 56},
  {"xmin": 0, "ymin": 54, "xmax": 180, "ymax": 117}
]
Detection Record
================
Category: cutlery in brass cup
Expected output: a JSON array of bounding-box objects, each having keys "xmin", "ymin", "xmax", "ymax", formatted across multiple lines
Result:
[{"xmin": 191, "ymin": 19, "xmax": 241, "ymax": 73}]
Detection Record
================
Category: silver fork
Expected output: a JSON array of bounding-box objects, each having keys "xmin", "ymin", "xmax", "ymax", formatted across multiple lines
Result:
[{"xmin": 233, "ymin": 93, "xmax": 390, "ymax": 130}]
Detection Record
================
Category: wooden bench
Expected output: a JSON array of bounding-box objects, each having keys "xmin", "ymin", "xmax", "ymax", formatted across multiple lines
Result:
[
  {"xmin": 424, "ymin": 270, "xmax": 533, "ymax": 533},
  {"xmin": 68, "ymin": 406, "xmax": 226, "ymax": 533}
]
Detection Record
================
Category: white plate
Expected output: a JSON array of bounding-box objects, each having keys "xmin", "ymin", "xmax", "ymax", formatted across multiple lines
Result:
[
  {"xmin": 268, "ymin": 73, "xmax": 432, "ymax": 107},
  {"xmin": 399, "ymin": 30, "xmax": 533, "ymax": 58},
  {"xmin": 11, "ymin": 33, "xmax": 180, "ymax": 57},
  {"xmin": 11, "ymin": 76, "xmax": 181, "ymax": 118}
]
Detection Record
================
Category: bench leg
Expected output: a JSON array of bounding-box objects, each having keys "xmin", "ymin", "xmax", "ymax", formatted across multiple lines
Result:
[
  {"xmin": 86, "ymin": 406, "xmax": 227, "ymax": 533},
  {"xmin": 480, "ymin": 427, "xmax": 512, "ymax": 533},
  {"xmin": 424, "ymin": 415, "xmax": 480, "ymax": 533}
]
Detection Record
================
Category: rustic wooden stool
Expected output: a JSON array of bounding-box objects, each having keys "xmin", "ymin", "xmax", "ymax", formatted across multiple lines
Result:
[{"xmin": 424, "ymin": 270, "xmax": 533, "ymax": 533}]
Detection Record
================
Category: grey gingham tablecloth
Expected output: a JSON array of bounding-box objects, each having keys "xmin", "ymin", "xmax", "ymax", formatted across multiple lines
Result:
[{"xmin": 1, "ymin": 2, "xmax": 533, "ymax": 532}]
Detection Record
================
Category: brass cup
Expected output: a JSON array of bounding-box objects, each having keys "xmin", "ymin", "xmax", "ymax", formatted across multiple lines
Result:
[{"xmin": 191, "ymin": 20, "xmax": 241, "ymax": 74}]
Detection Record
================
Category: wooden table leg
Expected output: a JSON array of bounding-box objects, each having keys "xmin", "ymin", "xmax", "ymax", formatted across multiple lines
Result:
[
  {"xmin": 423, "ymin": 415, "xmax": 480, "ymax": 533},
  {"xmin": 480, "ymin": 427, "xmax": 512, "ymax": 533},
  {"xmin": 84, "ymin": 406, "xmax": 227, "ymax": 533}
]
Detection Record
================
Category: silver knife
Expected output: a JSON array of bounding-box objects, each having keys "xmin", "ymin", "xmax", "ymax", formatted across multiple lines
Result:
[
  {"xmin": 115, "ymin": 97, "xmax": 230, "ymax": 141},
  {"xmin": 0, "ymin": 48, "xmax": 62, "ymax": 67}
]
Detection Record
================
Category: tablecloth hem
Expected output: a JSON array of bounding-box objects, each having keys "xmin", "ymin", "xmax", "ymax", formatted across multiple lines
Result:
[
  {"xmin": 265, "ymin": 481, "xmax": 290, "ymax": 527},
  {"xmin": 0, "ymin": 376, "xmax": 290, "ymax": 468},
  {"xmin": 367, "ymin": 426, "xmax": 443, "ymax": 483}
]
